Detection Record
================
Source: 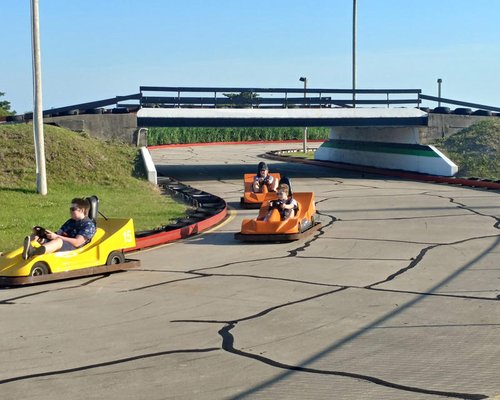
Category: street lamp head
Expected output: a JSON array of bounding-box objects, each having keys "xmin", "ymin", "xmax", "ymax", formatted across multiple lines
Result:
[
  {"xmin": 437, "ymin": 78, "xmax": 442, "ymax": 83},
  {"xmin": 299, "ymin": 77, "xmax": 307, "ymax": 82}
]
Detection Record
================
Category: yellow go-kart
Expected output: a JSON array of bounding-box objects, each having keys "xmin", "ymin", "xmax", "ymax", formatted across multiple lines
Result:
[{"xmin": 0, "ymin": 196, "xmax": 139, "ymax": 286}]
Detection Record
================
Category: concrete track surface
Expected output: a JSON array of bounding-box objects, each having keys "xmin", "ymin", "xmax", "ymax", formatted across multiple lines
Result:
[{"xmin": 1, "ymin": 143, "xmax": 499, "ymax": 400}]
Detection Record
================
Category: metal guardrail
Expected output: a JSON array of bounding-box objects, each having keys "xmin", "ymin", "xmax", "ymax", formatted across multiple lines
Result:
[
  {"xmin": 33, "ymin": 87, "xmax": 498, "ymax": 118},
  {"xmin": 139, "ymin": 86, "xmax": 422, "ymax": 109},
  {"xmin": 419, "ymin": 94, "xmax": 500, "ymax": 113}
]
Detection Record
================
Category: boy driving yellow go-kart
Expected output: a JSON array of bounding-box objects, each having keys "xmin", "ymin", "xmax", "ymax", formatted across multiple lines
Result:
[{"xmin": 0, "ymin": 196, "xmax": 139, "ymax": 286}]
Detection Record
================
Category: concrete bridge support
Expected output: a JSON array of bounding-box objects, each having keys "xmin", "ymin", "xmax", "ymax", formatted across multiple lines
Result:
[{"xmin": 315, "ymin": 124, "xmax": 458, "ymax": 177}]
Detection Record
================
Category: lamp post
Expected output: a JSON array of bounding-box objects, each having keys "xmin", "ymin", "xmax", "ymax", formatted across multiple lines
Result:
[
  {"xmin": 299, "ymin": 77, "xmax": 308, "ymax": 153},
  {"xmin": 437, "ymin": 78, "xmax": 442, "ymax": 107},
  {"xmin": 352, "ymin": 0, "xmax": 357, "ymax": 108},
  {"xmin": 31, "ymin": 0, "xmax": 47, "ymax": 195}
]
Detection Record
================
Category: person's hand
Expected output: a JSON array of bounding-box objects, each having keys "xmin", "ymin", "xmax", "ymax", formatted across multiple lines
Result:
[{"xmin": 45, "ymin": 230, "xmax": 57, "ymax": 240}]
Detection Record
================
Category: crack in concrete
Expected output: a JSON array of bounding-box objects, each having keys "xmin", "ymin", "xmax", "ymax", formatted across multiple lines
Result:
[
  {"xmin": 423, "ymin": 192, "xmax": 500, "ymax": 230},
  {"xmin": 0, "ymin": 275, "xmax": 109, "ymax": 305},
  {"xmin": 219, "ymin": 322, "xmax": 487, "ymax": 400},
  {"xmin": 367, "ymin": 234, "xmax": 500, "ymax": 289},
  {"xmin": 339, "ymin": 213, "xmax": 471, "ymax": 222},
  {"xmin": 0, "ymin": 347, "xmax": 219, "ymax": 386},
  {"xmin": 171, "ymin": 286, "xmax": 487, "ymax": 399}
]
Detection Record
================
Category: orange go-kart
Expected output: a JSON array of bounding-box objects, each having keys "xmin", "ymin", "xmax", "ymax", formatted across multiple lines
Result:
[
  {"xmin": 240, "ymin": 172, "xmax": 281, "ymax": 209},
  {"xmin": 235, "ymin": 178, "xmax": 321, "ymax": 242}
]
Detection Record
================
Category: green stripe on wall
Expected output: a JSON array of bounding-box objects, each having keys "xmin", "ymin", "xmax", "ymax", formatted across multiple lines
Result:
[{"xmin": 320, "ymin": 140, "xmax": 440, "ymax": 158}]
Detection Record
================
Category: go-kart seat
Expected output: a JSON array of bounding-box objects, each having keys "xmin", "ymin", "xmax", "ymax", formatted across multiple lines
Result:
[{"xmin": 86, "ymin": 195, "xmax": 99, "ymax": 223}]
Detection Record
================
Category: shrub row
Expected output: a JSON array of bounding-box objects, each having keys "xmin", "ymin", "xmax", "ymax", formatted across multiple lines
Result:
[{"xmin": 147, "ymin": 127, "xmax": 330, "ymax": 145}]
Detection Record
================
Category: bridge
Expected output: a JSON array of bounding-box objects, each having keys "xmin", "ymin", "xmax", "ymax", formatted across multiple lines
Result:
[{"xmin": 32, "ymin": 86, "xmax": 499, "ymax": 177}]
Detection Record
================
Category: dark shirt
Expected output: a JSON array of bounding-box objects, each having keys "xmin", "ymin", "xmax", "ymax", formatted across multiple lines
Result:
[{"xmin": 57, "ymin": 217, "xmax": 96, "ymax": 247}]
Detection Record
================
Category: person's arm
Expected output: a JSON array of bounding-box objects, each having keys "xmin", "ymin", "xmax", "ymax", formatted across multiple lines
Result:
[
  {"xmin": 271, "ymin": 176, "xmax": 279, "ymax": 191},
  {"xmin": 252, "ymin": 176, "xmax": 262, "ymax": 192}
]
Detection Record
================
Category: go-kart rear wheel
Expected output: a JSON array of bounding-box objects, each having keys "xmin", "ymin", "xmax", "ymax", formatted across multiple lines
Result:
[
  {"xmin": 30, "ymin": 262, "xmax": 49, "ymax": 276},
  {"xmin": 106, "ymin": 251, "xmax": 125, "ymax": 265}
]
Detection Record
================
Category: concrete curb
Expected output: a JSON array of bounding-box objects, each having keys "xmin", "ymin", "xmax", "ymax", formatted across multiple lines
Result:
[{"xmin": 140, "ymin": 146, "xmax": 157, "ymax": 184}]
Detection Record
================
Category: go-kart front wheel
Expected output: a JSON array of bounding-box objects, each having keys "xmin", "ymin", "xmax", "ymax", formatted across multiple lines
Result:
[
  {"xmin": 30, "ymin": 262, "xmax": 49, "ymax": 276},
  {"xmin": 106, "ymin": 251, "xmax": 125, "ymax": 265}
]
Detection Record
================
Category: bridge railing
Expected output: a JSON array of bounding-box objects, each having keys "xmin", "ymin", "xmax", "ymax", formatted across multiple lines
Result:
[
  {"xmin": 139, "ymin": 86, "xmax": 422, "ymax": 109},
  {"xmin": 36, "ymin": 87, "xmax": 498, "ymax": 118},
  {"xmin": 418, "ymin": 94, "xmax": 500, "ymax": 113}
]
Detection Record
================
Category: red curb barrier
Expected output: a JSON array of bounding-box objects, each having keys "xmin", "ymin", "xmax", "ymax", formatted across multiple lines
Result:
[
  {"xmin": 127, "ymin": 206, "xmax": 228, "ymax": 252},
  {"xmin": 266, "ymin": 152, "xmax": 500, "ymax": 190}
]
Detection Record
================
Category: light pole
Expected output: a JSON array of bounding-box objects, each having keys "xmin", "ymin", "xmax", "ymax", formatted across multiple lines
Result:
[
  {"xmin": 31, "ymin": 0, "xmax": 47, "ymax": 195},
  {"xmin": 299, "ymin": 77, "xmax": 308, "ymax": 153},
  {"xmin": 352, "ymin": 0, "xmax": 357, "ymax": 108},
  {"xmin": 437, "ymin": 78, "xmax": 442, "ymax": 107}
]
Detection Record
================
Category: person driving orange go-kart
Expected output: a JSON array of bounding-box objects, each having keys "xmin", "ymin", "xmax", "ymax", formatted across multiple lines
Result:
[
  {"xmin": 259, "ymin": 183, "xmax": 298, "ymax": 222},
  {"xmin": 235, "ymin": 177, "xmax": 322, "ymax": 242}
]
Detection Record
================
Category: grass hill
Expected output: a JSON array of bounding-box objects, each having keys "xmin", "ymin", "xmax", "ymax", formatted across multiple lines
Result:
[
  {"xmin": 0, "ymin": 124, "xmax": 185, "ymax": 251},
  {"xmin": 433, "ymin": 119, "xmax": 500, "ymax": 180}
]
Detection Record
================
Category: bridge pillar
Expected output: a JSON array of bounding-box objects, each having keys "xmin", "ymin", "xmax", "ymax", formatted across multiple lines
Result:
[{"xmin": 315, "ymin": 125, "xmax": 458, "ymax": 176}]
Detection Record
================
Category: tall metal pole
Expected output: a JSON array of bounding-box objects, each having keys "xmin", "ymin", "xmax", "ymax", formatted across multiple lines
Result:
[
  {"xmin": 31, "ymin": 0, "xmax": 47, "ymax": 195},
  {"xmin": 437, "ymin": 78, "xmax": 442, "ymax": 107},
  {"xmin": 352, "ymin": 0, "xmax": 357, "ymax": 108},
  {"xmin": 299, "ymin": 77, "xmax": 308, "ymax": 153}
]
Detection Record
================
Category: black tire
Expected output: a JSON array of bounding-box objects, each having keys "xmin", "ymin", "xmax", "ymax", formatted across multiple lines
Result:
[
  {"xmin": 472, "ymin": 110, "xmax": 492, "ymax": 116},
  {"xmin": 81, "ymin": 108, "xmax": 103, "ymax": 115},
  {"xmin": 453, "ymin": 108, "xmax": 472, "ymax": 115},
  {"xmin": 106, "ymin": 251, "xmax": 125, "ymax": 265},
  {"xmin": 30, "ymin": 262, "xmax": 49, "ymax": 276},
  {"xmin": 432, "ymin": 106, "xmax": 451, "ymax": 114},
  {"xmin": 111, "ymin": 108, "xmax": 128, "ymax": 114},
  {"xmin": 59, "ymin": 109, "xmax": 78, "ymax": 116}
]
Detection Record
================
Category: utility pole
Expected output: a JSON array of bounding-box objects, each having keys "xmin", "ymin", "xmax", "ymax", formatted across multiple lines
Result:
[
  {"xmin": 352, "ymin": 0, "xmax": 357, "ymax": 108},
  {"xmin": 31, "ymin": 0, "xmax": 48, "ymax": 195}
]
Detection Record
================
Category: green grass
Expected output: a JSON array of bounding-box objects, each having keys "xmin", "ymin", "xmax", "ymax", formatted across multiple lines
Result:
[
  {"xmin": 0, "ymin": 124, "xmax": 186, "ymax": 251},
  {"xmin": 286, "ymin": 150, "xmax": 315, "ymax": 159},
  {"xmin": 147, "ymin": 126, "xmax": 329, "ymax": 145},
  {"xmin": 432, "ymin": 120, "xmax": 500, "ymax": 179}
]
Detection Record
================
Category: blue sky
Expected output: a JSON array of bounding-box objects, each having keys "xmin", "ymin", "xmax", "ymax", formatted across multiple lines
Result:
[{"xmin": 2, "ymin": 0, "xmax": 499, "ymax": 113}]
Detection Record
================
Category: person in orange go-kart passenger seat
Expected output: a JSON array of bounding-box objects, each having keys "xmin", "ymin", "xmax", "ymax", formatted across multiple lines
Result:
[{"xmin": 252, "ymin": 161, "xmax": 279, "ymax": 193}]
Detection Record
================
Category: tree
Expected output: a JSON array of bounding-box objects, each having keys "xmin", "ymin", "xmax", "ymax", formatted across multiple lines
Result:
[
  {"xmin": 222, "ymin": 91, "xmax": 259, "ymax": 108},
  {"xmin": 0, "ymin": 92, "xmax": 15, "ymax": 116}
]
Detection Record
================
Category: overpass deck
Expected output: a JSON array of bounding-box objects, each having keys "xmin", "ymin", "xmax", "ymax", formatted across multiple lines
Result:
[{"xmin": 137, "ymin": 107, "xmax": 428, "ymax": 128}]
